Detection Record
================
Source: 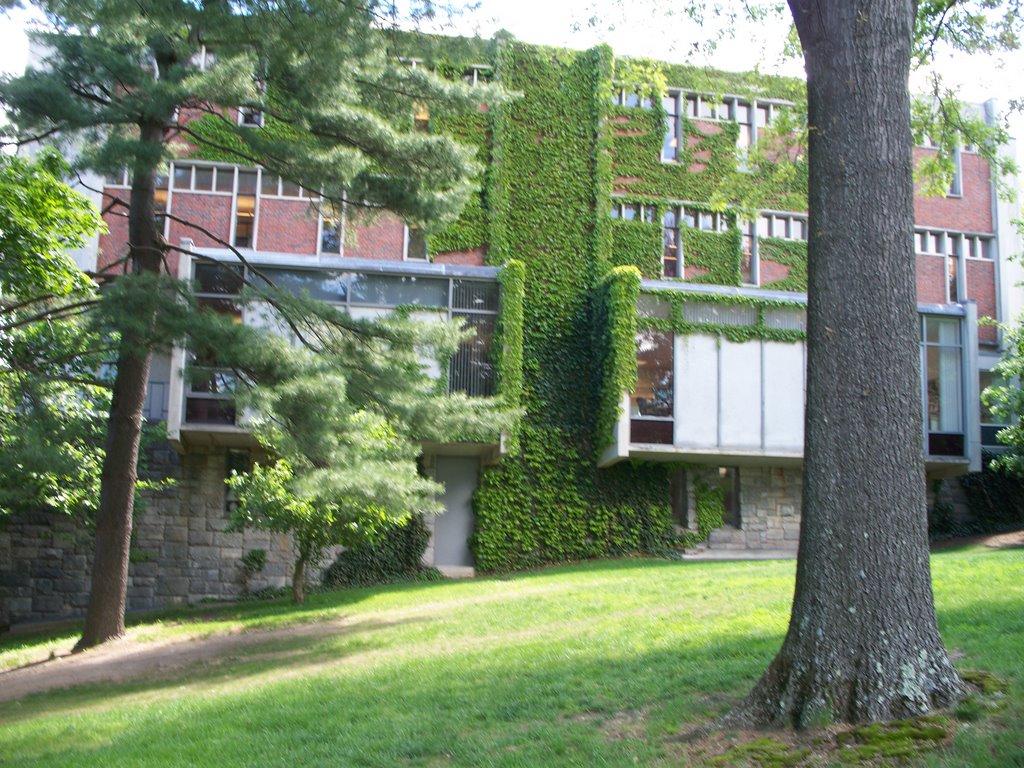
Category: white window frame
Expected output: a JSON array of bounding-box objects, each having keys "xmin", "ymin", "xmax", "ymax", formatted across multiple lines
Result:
[{"xmin": 403, "ymin": 224, "xmax": 429, "ymax": 261}]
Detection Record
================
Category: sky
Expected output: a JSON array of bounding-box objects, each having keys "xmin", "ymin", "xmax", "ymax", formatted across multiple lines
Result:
[{"xmin": 3, "ymin": 0, "xmax": 1024, "ymax": 155}]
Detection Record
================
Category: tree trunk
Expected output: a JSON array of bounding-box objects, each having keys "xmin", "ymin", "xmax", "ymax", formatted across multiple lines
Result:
[
  {"xmin": 730, "ymin": 0, "xmax": 964, "ymax": 726},
  {"xmin": 293, "ymin": 550, "xmax": 308, "ymax": 604},
  {"xmin": 75, "ymin": 122, "xmax": 166, "ymax": 652}
]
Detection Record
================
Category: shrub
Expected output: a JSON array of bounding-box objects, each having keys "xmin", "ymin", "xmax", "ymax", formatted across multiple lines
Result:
[{"xmin": 322, "ymin": 514, "xmax": 443, "ymax": 589}]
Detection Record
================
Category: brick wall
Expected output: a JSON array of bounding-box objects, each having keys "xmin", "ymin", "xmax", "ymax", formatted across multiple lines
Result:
[
  {"xmin": 967, "ymin": 259, "xmax": 999, "ymax": 345},
  {"xmin": 914, "ymin": 149, "xmax": 993, "ymax": 233},
  {"xmin": 167, "ymin": 191, "xmax": 233, "ymax": 251},
  {"xmin": 257, "ymin": 198, "xmax": 319, "ymax": 254},
  {"xmin": 434, "ymin": 247, "xmax": 486, "ymax": 267},
  {"xmin": 346, "ymin": 214, "xmax": 406, "ymax": 260},
  {"xmin": 916, "ymin": 254, "xmax": 948, "ymax": 304}
]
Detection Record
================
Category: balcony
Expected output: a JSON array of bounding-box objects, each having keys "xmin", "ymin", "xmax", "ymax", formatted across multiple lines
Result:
[
  {"xmin": 167, "ymin": 251, "xmax": 503, "ymax": 454},
  {"xmin": 599, "ymin": 280, "xmax": 981, "ymax": 477}
]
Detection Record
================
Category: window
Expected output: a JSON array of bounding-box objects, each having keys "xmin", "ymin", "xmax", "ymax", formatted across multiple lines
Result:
[
  {"xmin": 610, "ymin": 202, "xmax": 655, "ymax": 222},
  {"xmin": 663, "ymin": 91, "xmax": 781, "ymax": 162},
  {"xmin": 747, "ymin": 212, "xmax": 808, "ymax": 286},
  {"xmin": 922, "ymin": 315, "xmax": 964, "ymax": 456},
  {"xmin": 186, "ymin": 262, "xmax": 243, "ymax": 426},
  {"xmin": 320, "ymin": 211, "xmax": 342, "ymax": 255},
  {"xmin": 662, "ymin": 209, "xmax": 679, "ymax": 278},
  {"xmin": 948, "ymin": 146, "xmax": 963, "ymax": 197},
  {"xmin": 233, "ymin": 171, "xmax": 258, "ymax": 248},
  {"xmin": 238, "ymin": 106, "xmax": 264, "ymax": 128},
  {"xmin": 630, "ymin": 329, "xmax": 674, "ymax": 444},
  {"xmin": 404, "ymin": 225, "xmax": 428, "ymax": 260},
  {"xmin": 413, "ymin": 102, "xmax": 430, "ymax": 132},
  {"xmin": 612, "ymin": 88, "xmax": 652, "ymax": 109},
  {"xmin": 462, "ymin": 65, "xmax": 492, "ymax": 86},
  {"xmin": 660, "ymin": 206, "xmax": 731, "ymax": 278}
]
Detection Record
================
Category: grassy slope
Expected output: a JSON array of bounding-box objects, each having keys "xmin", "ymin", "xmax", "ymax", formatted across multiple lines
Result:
[{"xmin": 0, "ymin": 548, "xmax": 1021, "ymax": 767}]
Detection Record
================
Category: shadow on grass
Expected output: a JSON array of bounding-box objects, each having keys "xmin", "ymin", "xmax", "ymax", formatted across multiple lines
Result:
[{"xmin": 0, "ymin": 559, "xmax": 1021, "ymax": 767}]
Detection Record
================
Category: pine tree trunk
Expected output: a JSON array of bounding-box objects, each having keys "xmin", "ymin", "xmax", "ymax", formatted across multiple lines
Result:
[
  {"xmin": 293, "ymin": 551, "xmax": 307, "ymax": 604},
  {"xmin": 75, "ymin": 122, "xmax": 165, "ymax": 652},
  {"xmin": 730, "ymin": 0, "xmax": 964, "ymax": 726}
]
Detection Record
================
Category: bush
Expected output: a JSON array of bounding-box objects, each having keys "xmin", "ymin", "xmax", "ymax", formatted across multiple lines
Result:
[
  {"xmin": 957, "ymin": 460, "xmax": 1024, "ymax": 535},
  {"xmin": 322, "ymin": 514, "xmax": 444, "ymax": 589}
]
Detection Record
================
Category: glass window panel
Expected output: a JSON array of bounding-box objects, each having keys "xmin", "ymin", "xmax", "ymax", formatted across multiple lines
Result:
[
  {"xmin": 610, "ymin": 204, "xmax": 620, "ymax": 219},
  {"xmin": 772, "ymin": 217, "xmax": 788, "ymax": 238},
  {"xmin": 155, "ymin": 174, "xmax": 169, "ymax": 190},
  {"xmin": 261, "ymin": 173, "xmax": 280, "ymax": 195},
  {"xmin": 215, "ymin": 168, "xmax": 234, "ymax": 192},
  {"xmin": 980, "ymin": 371, "xmax": 1007, "ymax": 425},
  {"xmin": 624, "ymin": 92, "xmax": 640, "ymax": 108},
  {"xmin": 663, "ymin": 116, "xmax": 677, "ymax": 160},
  {"xmin": 280, "ymin": 179, "xmax": 302, "ymax": 198},
  {"xmin": 237, "ymin": 170, "xmax": 258, "ymax": 195},
  {"xmin": 735, "ymin": 103, "xmax": 751, "ymax": 124},
  {"xmin": 452, "ymin": 280, "xmax": 498, "ymax": 312},
  {"xmin": 662, "ymin": 94, "xmax": 677, "ymax": 115},
  {"xmin": 637, "ymin": 295, "xmax": 670, "ymax": 318},
  {"xmin": 925, "ymin": 316, "xmax": 961, "ymax": 345},
  {"xmin": 257, "ymin": 268, "xmax": 348, "ymax": 303},
  {"xmin": 927, "ymin": 345, "xmax": 963, "ymax": 432},
  {"xmin": 194, "ymin": 263, "xmax": 243, "ymax": 295},
  {"xmin": 699, "ymin": 99, "xmax": 717, "ymax": 119},
  {"xmin": 233, "ymin": 194, "xmax": 256, "ymax": 248},
  {"xmin": 683, "ymin": 208, "xmax": 697, "ymax": 228},
  {"xmin": 642, "ymin": 206, "xmax": 656, "ymax": 224},
  {"xmin": 406, "ymin": 227, "xmax": 428, "ymax": 260},
  {"xmin": 321, "ymin": 218, "xmax": 341, "ymax": 254},
  {"xmin": 757, "ymin": 215, "xmax": 771, "ymax": 237},
  {"xmin": 349, "ymin": 275, "xmax": 448, "ymax": 307},
  {"xmin": 763, "ymin": 308, "xmax": 807, "ymax": 332},
  {"xmin": 793, "ymin": 219, "xmax": 807, "ymax": 240},
  {"xmin": 194, "ymin": 167, "xmax": 214, "ymax": 191},
  {"xmin": 686, "ymin": 95, "xmax": 699, "ymax": 117},
  {"xmin": 449, "ymin": 313, "xmax": 494, "ymax": 397},
  {"xmin": 622, "ymin": 204, "xmax": 639, "ymax": 221},
  {"xmin": 173, "ymin": 165, "xmax": 192, "ymax": 189},
  {"xmin": 699, "ymin": 212, "xmax": 715, "ymax": 230},
  {"xmin": 632, "ymin": 330, "xmax": 673, "ymax": 418},
  {"xmin": 683, "ymin": 302, "xmax": 758, "ymax": 326},
  {"xmin": 756, "ymin": 105, "xmax": 770, "ymax": 127},
  {"xmin": 662, "ymin": 209, "xmax": 677, "ymax": 228}
]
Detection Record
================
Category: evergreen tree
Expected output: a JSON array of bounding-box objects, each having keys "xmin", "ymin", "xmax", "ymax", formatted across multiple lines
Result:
[{"xmin": 0, "ymin": 0, "xmax": 503, "ymax": 650}]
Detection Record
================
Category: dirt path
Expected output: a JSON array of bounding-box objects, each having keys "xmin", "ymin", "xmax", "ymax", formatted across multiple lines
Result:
[
  {"xmin": 931, "ymin": 528, "xmax": 1024, "ymax": 550},
  {"xmin": 0, "ymin": 618, "xmax": 349, "ymax": 704}
]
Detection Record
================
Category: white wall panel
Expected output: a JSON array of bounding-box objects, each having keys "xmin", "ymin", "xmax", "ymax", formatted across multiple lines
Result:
[
  {"xmin": 718, "ymin": 339, "xmax": 763, "ymax": 449},
  {"xmin": 763, "ymin": 342, "xmax": 805, "ymax": 451},
  {"xmin": 674, "ymin": 334, "xmax": 719, "ymax": 447}
]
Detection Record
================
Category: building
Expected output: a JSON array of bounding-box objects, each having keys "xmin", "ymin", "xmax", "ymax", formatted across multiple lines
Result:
[{"xmin": 1, "ymin": 35, "xmax": 1018, "ymax": 625}]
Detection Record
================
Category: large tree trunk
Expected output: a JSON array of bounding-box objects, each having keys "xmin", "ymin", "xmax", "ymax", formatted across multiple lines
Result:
[
  {"xmin": 75, "ymin": 122, "xmax": 166, "ymax": 652},
  {"xmin": 731, "ymin": 0, "xmax": 964, "ymax": 726}
]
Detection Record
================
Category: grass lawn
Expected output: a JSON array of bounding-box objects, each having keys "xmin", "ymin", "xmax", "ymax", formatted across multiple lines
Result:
[{"xmin": 0, "ymin": 546, "xmax": 1021, "ymax": 767}]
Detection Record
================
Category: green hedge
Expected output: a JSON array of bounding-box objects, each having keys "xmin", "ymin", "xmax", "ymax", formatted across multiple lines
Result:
[{"xmin": 321, "ymin": 514, "xmax": 442, "ymax": 588}]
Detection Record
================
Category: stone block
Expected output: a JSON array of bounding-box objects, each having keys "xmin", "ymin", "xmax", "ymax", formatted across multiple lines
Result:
[
  {"xmin": 32, "ymin": 595, "xmax": 64, "ymax": 613},
  {"xmin": 161, "ymin": 542, "xmax": 188, "ymax": 560},
  {"xmin": 165, "ymin": 525, "xmax": 188, "ymax": 543},
  {"xmin": 155, "ymin": 576, "xmax": 188, "ymax": 596},
  {"xmin": 7, "ymin": 597, "xmax": 32, "ymax": 615},
  {"xmin": 218, "ymin": 547, "xmax": 243, "ymax": 561},
  {"xmin": 188, "ymin": 530, "xmax": 214, "ymax": 546}
]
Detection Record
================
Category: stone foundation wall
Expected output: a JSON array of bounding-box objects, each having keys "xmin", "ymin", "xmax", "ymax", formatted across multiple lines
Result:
[
  {"xmin": 738, "ymin": 466, "xmax": 803, "ymax": 549},
  {"xmin": 1, "ymin": 445, "xmax": 333, "ymax": 628}
]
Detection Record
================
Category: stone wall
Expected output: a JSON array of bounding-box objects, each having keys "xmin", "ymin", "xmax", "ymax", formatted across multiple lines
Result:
[
  {"xmin": 700, "ymin": 465, "xmax": 803, "ymax": 551},
  {"xmin": 738, "ymin": 466, "xmax": 803, "ymax": 549},
  {"xmin": 0, "ymin": 445, "xmax": 333, "ymax": 629}
]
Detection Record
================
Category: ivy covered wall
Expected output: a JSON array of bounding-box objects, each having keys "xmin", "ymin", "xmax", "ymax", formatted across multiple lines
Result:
[{"xmin": 471, "ymin": 42, "xmax": 675, "ymax": 570}]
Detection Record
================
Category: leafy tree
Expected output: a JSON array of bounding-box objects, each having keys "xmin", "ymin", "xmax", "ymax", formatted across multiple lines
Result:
[
  {"xmin": 983, "ymin": 318, "xmax": 1024, "ymax": 476},
  {"xmin": 0, "ymin": 149, "xmax": 108, "ymax": 521},
  {"xmin": 0, "ymin": 0, "xmax": 503, "ymax": 649}
]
